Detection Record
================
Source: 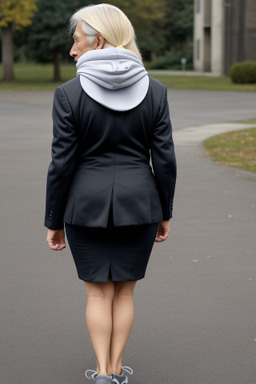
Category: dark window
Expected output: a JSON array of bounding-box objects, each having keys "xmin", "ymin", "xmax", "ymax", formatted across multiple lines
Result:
[
  {"xmin": 196, "ymin": 39, "xmax": 200, "ymax": 60},
  {"xmin": 196, "ymin": 0, "xmax": 200, "ymax": 13}
]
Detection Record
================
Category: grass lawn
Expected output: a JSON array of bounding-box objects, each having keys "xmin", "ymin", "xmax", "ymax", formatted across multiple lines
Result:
[
  {"xmin": 204, "ymin": 127, "xmax": 256, "ymax": 173},
  {"xmin": 236, "ymin": 119, "xmax": 256, "ymax": 125},
  {"xmin": 0, "ymin": 63, "xmax": 76, "ymax": 90},
  {"xmin": 1, "ymin": 63, "xmax": 256, "ymax": 92},
  {"xmin": 152, "ymin": 74, "xmax": 256, "ymax": 92}
]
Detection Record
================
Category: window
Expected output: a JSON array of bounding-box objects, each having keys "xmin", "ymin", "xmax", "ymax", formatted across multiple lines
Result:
[
  {"xmin": 196, "ymin": 39, "xmax": 200, "ymax": 61},
  {"xmin": 196, "ymin": 0, "xmax": 200, "ymax": 13}
]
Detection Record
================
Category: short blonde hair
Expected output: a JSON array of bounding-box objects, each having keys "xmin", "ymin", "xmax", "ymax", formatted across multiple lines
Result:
[{"xmin": 70, "ymin": 3, "xmax": 142, "ymax": 61}]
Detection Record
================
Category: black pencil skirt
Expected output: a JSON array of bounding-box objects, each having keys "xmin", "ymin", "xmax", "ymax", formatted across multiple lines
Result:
[{"xmin": 65, "ymin": 222, "xmax": 158, "ymax": 283}]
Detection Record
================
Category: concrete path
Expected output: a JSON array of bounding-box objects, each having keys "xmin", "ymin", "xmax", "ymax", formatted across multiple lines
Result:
[
  {"xmin": 0, "ymin": 90, "xmax": 256, "ymax": 384},
  {"xmin": 173, "ymin": 121, "xmax": 256, "ymax": 145}
]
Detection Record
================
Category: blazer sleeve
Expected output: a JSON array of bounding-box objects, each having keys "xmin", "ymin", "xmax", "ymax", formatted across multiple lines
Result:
[
  {"xmin": 151, "ymin": 86, "xmax": 177, "ymax": 220},
  {"xmin": 44, "ymin": 86, "xmax": 78, "ymax": 229}
]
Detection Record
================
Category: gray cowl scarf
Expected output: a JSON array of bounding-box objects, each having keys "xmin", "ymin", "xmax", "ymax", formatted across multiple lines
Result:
[{"xmin": 76, "ymin": 48, "xmax": 149, "ymax": 112}]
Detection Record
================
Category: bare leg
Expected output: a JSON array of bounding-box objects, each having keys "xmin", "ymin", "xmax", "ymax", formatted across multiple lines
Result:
[
  {"xmin": 110, "ymin": 281, "xmax": 136, "ymax": 374},
  {"xmin": 84, "ymin": 280, "xmax": 114, "ymax": 376}
]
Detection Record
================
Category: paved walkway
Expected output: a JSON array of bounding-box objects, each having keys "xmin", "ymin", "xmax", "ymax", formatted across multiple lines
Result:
[
  {"xmin": 158, "ymin": 122, "xmax": 256, "ymax": 384},
  {"xmin": 0, "ymin": 91, "xmax": 256, "ymax": 384},
  {"xmin": 173, "ymin": 121, "xmax": 256, "ymax": 144}
]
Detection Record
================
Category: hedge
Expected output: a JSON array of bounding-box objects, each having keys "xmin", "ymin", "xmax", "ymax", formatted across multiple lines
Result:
[{"xmin": 230, "ymin": 61, "xmax": 256, "ymax": 84}]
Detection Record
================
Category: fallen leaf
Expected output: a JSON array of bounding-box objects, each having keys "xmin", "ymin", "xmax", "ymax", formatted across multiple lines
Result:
[
  {"xmin": 224, "ymin": 190, "xmax": 229, "ymax": 194},
  {"xmin": 191, "ymin": 259, "xmax": 199, "ymax": 263},
  {"xmin": 248, "ymin": 278, "xmax": 253, "ymax": 281},
  {"xmin": 227, "ymin": 214, "xmax": 233, "ymax": 218},
  {"xmin": 206, "ymin": 255, "xmax": 214, "ymax": 259},
  {"xmin": 251, "ymin": 204, "xmax": 256, "ymax": 208}
]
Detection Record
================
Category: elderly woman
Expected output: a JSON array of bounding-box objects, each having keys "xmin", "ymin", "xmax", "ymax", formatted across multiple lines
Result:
[{"xmin": 45, "ymin": 3, "xmax": 176, "ymax": 384}]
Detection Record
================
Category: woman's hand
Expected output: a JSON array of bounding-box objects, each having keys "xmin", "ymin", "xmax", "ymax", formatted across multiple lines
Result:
[
  {"xmin": 155, "ymin": 220, "xmax": 171, "ymax": 242},
  {"xmin": 46, "ymin": 229, "xmax": 66, "ymax": 251}
]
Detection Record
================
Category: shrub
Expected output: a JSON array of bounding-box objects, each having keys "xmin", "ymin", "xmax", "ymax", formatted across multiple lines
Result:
[
  {"xmin": 146, "ymin": 49, "xmax": 193, "ymax": 71},
  {"xmin": 230, "ymin": 61, "xmax": 256, "ymax": 84}
]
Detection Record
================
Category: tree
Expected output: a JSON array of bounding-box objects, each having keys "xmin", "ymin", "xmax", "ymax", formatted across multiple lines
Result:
[
  {"xmin": 28, "ymin": 0, "xmax": 87, "ymax": 82},
  {"xmin": 0, "ymin": 0, "xmax": 37, "ymax": 81},
  {"xmin": 165, "ymin": 0, "xmax": 194, "ymax": 53},
  {"xmin": 109, "ymin": 0, "xmax": 167, "ymax": 60}
]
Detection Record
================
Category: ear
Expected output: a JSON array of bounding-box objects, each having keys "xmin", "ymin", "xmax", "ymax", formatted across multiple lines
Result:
[{"xmin": 95, "ymin": 34, "xmax": 105, "ymax": 50}]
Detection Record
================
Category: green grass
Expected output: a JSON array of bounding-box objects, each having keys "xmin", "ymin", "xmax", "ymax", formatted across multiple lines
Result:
[
  {"xmin": 236, "ymin": 119, "xmax": 256, "ymax": 124},
  {"xmin": 0, "ymin": 63, "xmax": 76, "ymax": 90},
  {"xmin": 150, "ymin": 74, "xmax": 256, "ymax": 92},
  {"xmin": 204, "ymin": 128, "xmax": 256, "ymax": 173},
  {"xmin": 1, "ymin": 63, "xmax": 256, "ymax": 92}
]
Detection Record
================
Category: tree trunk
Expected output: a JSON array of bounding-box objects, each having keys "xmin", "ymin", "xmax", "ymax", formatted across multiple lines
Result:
[
  {"xmin": 1, "ymin": 24, "xmax": 15, "ymax": 82},
  {"xmin": 151, "ymin": 52, "xmax": 157, "ymax": 61},
  {"xmin": 53, "ymin": 50, "xmax": 61, "ymax": 82}
]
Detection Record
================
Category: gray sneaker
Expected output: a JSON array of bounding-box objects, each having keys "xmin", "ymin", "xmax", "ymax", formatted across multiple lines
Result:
[
  {"xmin": 85, "ymin": 370, "xmax": 112, "ymax": 384},
  {"xmin": 111, "ymin": 366, "xmax": 133, "ymax": 384},
  {"xmin": 95, "ymin": 375, "xmax": 112, "ymax": 384}
]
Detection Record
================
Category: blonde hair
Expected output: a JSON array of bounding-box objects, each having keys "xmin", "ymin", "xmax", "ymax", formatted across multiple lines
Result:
[{"xmin": 70, "ymin": 3, "xmax": 142, "ymax": 61}]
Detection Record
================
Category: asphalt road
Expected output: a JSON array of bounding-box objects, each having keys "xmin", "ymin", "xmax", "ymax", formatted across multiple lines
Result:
[
  {"xmin": 0, "ymin": 89, "xmax": 256, "ymax": 384},
  {"xmin": 0, "ymin": 88, "xmax": 256, "ymax": 131}
]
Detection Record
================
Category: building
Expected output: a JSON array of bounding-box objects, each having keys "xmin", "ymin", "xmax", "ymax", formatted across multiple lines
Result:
[{"xmin": 193, "ymin": 0, "xmax": 256, "ymax": 75}]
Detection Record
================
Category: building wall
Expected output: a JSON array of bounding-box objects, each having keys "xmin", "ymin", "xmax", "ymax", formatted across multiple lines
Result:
[
  {"xmin": 224, "ymin": 0, "xmax": 256, "ymax": 73},
  {"xmin": 194, "ymin": 0, "xmax": 204, "ymax": 71},
  {"xmin": 224, "ymin": 0, "xmax": 246, "ymax": 73},
  {"xmin": 193, "ymin": 0, "xmax": 256, "ymax": 75},
  {"xmin": 195, "ymin": 0, "xmax": 226, "ymax": 75},
  {"xmin": 211, "ymin": 0, "xmax": 225, "ymax": 75},
  {"xmin": 203, "ymin": 0, "xmax": 211, "ymax": 71},
  {"xmin": 193, "ymin": 0, "xmax": 213, "ymax": 72},
  {"xmin": 245, "ymin": 0, "xmax": 256, "ymax": 61}
]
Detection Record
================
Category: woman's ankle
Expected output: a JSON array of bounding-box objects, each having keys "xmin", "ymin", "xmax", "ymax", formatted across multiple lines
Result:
[
  {"xmin": 97, "ymin": 365, "xmax": 112, "ymax": 376},
  {"xmin": 111, "ymin": 366, "xmax": 122, "ymax": 376}
]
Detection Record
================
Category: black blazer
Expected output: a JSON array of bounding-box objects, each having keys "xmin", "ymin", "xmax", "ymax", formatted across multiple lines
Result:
[{"xmin": 45, "ymin": 76, "xmax": 176, "ymax": 229}]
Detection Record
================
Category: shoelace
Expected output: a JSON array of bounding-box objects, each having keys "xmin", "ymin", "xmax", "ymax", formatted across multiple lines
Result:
[
  {"xmin": 121, "ymin": 366, "xmax": 133, "ymax": 376},
  {"xmin": 85, "ymin": 369, "xmax": 98, "ymax": 380}
]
